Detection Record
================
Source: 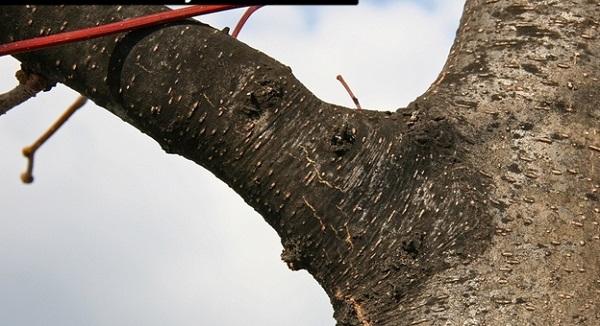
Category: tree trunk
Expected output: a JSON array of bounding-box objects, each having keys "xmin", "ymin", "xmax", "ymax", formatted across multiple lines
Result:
[{"xmin": 1, "ymin": 2, "xmax": 599, "ymax": 325}]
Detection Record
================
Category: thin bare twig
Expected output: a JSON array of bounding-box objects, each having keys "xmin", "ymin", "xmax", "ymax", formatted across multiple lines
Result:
[
  {"xmin": 336, "ymin": 74, "xmax": 362, "ymax": 110},
  {"xmin": 21, "ymin": 95, "xmax": 87, "ymax": 184}
]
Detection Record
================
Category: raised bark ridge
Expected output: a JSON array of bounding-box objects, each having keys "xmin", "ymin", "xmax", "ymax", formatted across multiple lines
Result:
[{"xmin": 1, "ymin": 2, "xmax": 598, "ymax": 325}]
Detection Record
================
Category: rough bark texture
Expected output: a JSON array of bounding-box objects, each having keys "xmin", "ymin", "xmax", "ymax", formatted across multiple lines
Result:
[{"xmin": 1, "ymin": 2, "xmax": 599, "ymax": 325}]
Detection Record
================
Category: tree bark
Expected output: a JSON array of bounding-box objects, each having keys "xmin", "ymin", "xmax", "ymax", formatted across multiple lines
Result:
[{"xmin": 1, "ymin": 2, "xmax": 599, "ymax": 325}]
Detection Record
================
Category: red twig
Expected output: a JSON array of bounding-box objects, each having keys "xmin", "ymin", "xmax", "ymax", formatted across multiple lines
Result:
[
  {"xmin": 231, "ymin": 6, "xmax": 263, "ymax": 39},
  {"xmin": 336, "ymin": 74, "xmax": 362, "ymax": 110},
  {"xmin": 0, "ymin": 5, "xmax": 243, "ymax": 57}
]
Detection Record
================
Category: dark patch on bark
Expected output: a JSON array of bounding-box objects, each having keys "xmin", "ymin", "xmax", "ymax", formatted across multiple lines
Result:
[
  {"xmin": 243, "ymin": 79, "xmax": 284, "ymax": 119},
  {"xmin": 550, "ymin": 132, "xmax": 568, "ymax": 141},
  {"xmin": 521, "ymin": 63, "xmax": 541, "ymax": 74},
  {"xmin": 550, "ymin": 97, "xmax": 570, "ymax": 113},
  {"xmin": 492, "ymin": 4, "xmax": 534, "ymax": 20},
  {"xmin": 573, "ymin": 84, "xmax": 600, "ymax": 120},
  {"xmin": 519, "ymin": 121, "xmax": 534, "ymax": 131},
  {"xmin": 243, "ymin": 93, "xmax": 263, "ymax": 119},
  {"xmin": 491, "ymin": 93, "xmax": 504, "ymax": 102},
  {"xmin": 507, "ymin": 163, "xmax": 522, "ymax": 173},
  {"xmin": 487, "ymin": 121, "xmax": 500, "ymax": 132},
  {"xmin": 402, "ymin": 233, "xmax": 426, "ymax": 260},
  {"xmin": 515, "ymin": 25, "xmax": 560, "ymax": 39},
  {"xmin": 411, "ymin": 118, "xmax": 458, "ymax": 151},
  {"xmin": 330, "ymin": 123, "xmax": 356, "ymax": 156}
]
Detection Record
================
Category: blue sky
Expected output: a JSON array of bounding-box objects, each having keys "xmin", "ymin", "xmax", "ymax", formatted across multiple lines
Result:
[
  {"xmin": 0, "ymin": 2, "xmax": 465, "ymax": 325},
  {"xmin": 298, "ymin": 0, "xmax": 455, "ymax": 28}
]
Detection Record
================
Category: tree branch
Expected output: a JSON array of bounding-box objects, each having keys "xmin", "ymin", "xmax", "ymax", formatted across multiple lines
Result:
[
  {"xmin": 2, "ymin": 3, "xmax": 599, "ymax": 325},
  {"xmin": 0, "ymin": 4, "xmax": 512, "ymax": 324},
  {"xmin": 0, "ymin": 69, "xmax": 52, "ymax": 116}
]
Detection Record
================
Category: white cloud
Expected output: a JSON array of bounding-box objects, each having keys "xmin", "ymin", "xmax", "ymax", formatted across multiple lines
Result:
[
  {"xmin": 0, "ymin": 2, "xmax": 464, "ymax": 325},
  {"xmin": 202, "ymin": 1, "xmax": 465, "ymax": 109}
]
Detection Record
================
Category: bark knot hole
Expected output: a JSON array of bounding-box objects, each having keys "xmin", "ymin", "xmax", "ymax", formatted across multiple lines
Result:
[
  {"xmin": 243, "ymin": 79, "xmax": 283, "ymax": 119},
  {"xmin": 330, "ymin": 123, "xmax": 356, "ymax": 156}
]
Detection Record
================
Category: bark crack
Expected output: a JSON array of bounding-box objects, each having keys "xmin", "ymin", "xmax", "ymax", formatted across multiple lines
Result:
[
  {"xmin": 335, "ymin": 289, "xmax": 373, "ymax": 326},
  {"xmin": 302, "ymin": 195, "xmax": 326, "ymax": 232},
  {"xmin": 298, "ymin": 145, "xmax": 346, "ymax": 193}
]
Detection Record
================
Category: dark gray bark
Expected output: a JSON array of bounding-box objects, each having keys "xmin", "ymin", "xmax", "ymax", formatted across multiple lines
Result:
[{"xmin": 1, "ymin": 2, "xmax": 599, "ymax": 325}]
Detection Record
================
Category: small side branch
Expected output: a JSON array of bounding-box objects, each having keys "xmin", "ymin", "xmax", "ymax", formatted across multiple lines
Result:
[
  {"xmin": 21, "ymin": 95, "xmax": 87, "ymax": 184},
  {"xmin": 0, "ymin": 70, "xmax": 52, "ymax": 117},
  {"xmin": 336, "ymin": 74, "xmax": 362, "ymax": 110}
]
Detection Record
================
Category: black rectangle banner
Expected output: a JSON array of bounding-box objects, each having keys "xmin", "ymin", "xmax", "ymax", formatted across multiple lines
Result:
[{"xmin": 4, "ymin": 1, "xmax": 358, "ymax": 4}]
